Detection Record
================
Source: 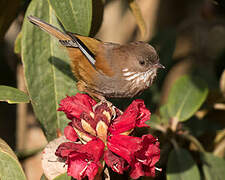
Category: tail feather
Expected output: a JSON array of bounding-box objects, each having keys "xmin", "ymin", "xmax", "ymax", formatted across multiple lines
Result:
[
  {"xmin": 28, "ymin": 15, "xmax": 98, "ymax": 68},
  {"xmin": 27, "ymin": 15, "xmax": 70, "ymax": 40}
]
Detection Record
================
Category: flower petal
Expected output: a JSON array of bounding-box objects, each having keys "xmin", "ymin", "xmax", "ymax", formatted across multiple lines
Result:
[
  {"xmin": 64, "ymin": 123, "xmax": 78, "ymax": 142},
  {"xmin": 104, "ymin": 150, "xmax": 129, "ymax": 174},
  {"xmin": 109, "ymin": 100, "xmax": 150, "ymax": 135},
  {"xmin": 55, "ymin": 138, "xmax": 105, "ymax": 180},
  {"xmin": 67, "ymin": 153, "xmax": 99, "ymax": 180},
  {"xmin": 130, "ymin": 134, "xmax": 160, "ymax": 179},
  {"xmin": 58, "ymin": 93, "xmax": 96, "ymax": 120},
  {"xmin": 107, "ymin": 135, "xmax": 142, "ymax": 164},
  {"xmin": 107, "ymin": 134, "xmax": 160, "ymax": 179},
  {"xmin": 55, "ymin": 142, "xmax": 82, "ymax": 158}
]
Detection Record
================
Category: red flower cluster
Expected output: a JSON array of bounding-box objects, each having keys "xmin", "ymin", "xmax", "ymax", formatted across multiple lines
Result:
[{"xmin": 55, "ymin": 93, "xmax": 160, "ymax": 180}]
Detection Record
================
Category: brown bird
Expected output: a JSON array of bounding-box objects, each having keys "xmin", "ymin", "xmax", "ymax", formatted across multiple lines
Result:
[{"xmin": 28, "ymin": 16, "xmax": 164, "ymax": 100}]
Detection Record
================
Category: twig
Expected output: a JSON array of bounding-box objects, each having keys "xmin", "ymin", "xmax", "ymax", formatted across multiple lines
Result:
[
  {"xmin": 181, "ymin": 133, "xmax": 205, "ymax": 152},
  {"xmin": 170, "ymin": 138, "xmax": 179, "ymax": 150},
  {"xmin": 153, "ymin": 124, "xmax": 168, "ymax": 134},
  {"xmin": 214, "ymin": 138, "xmax": 225, "ymax": 157},
  {"xmin": 128, "ymin": 0, "xmax": 146, "ymax": 38},
  {"xmin": 170, "ymin": 117, "xmax": 179, "ymax": 132}
]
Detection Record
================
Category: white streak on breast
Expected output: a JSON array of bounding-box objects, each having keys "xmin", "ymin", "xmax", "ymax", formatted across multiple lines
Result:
[
  {"xmin": 123, "ymin": 71, "xmax": 135, "ymax": 76},
  {"xmin": 125, "ymin": 73, "xmax": 141, "ymax": 81},
  {"xmin": 122, "ymin": 68, "xmax": 157, "ymax": 93},
  {"xmin": 122, "ymin": 68, "xmax": 129, "ymax": 72}
]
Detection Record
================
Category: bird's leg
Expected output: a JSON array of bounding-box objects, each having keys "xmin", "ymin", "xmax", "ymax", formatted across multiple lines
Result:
[
  {"xmin": 76, "ymin": 81, "xmax": 106, "ymax": 102},
  {"xmin": 77, "ymin": 81, "xmax": 115, "ymax": 117}
]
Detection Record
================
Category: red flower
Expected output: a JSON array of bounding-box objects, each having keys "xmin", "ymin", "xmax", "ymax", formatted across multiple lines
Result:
[
  {"xmin": 58, "ymin": 93, "xmax": 96, "ymax": 120},
  {"xmin": 56, "ymin": 138, "xmax": 104, "ymax": 180},
  {"xmin": 104, "ymin": 150, "xmax": 129, "ymax": 174},
  {"xmin": 64, "ymin": 123, "xmax": 78, "ymax": 142},
  {"xmin": 107, "ymin": 134, "xmax": 160, "ymax": 179},
  {"xmin": 109, "ymin": 99, "xmax": 150, "ymax": 135},
  {"xmin": 55, "ymin": 93, "xmax": 160, "ymax": 179}
]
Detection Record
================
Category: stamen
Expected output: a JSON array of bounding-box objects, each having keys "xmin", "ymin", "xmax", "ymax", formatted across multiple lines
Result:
[
  {"xmin": 136, "ymin": 158, "xmax": 145, "ymax": 163},
  {"xmin": 113, "ymin": 164, "xmax": 120, "ymax": 173},
  {"xmin": 79, "ymin": 161, "xmax": 91, "ymax": 176},
  {"xmin": 155, "ymin": 167, "xmax": 162, "ymax": 172}
]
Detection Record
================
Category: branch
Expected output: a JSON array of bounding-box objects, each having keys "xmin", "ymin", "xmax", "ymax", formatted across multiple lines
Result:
[{"xmin": 181, "ymin": 133, "xmax": 205, "ymax": 152}]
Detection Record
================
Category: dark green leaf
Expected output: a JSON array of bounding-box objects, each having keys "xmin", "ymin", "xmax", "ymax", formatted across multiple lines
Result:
[
  {"xmin": 167, "ymin": 148, "xmax": 201, "ymax": 180},
  {"xmin": 49, "ymin": 0, "xmax": 92, "ymax": 35},
  {"xmin": 22, "ymin": 0, "xmax": 78, "ymax": 140},
  {"xmin": 0, "ymin": 138, "xmax": 26, "ymax": 180},
  {"xmin": 0, "ymin": 85, "xmax": 29, "ymax": 104},
  {"xmin": 89, "ymin": 0, "xmax": 104, "ymax": 36},
  {"xmin": 183, "ymin": 117, "xmax": 222, "ymax": 137},
  {"xmin": 167, "ymin": 75, "xmax": 208, "ymax": 122},
  {"xmin": 151, "ymin": 28, "xmax": 176, "ymax": 67},
  {"xmin": 0, "ymin": 0, "xmax": 21, "ymax": 41},
  {"xmin": 200, "ymin": 152, "xmax": 225, "ymax": 180},
  {"xmin": 150, "ymin": 28, "xmax": 176, "ymax": 83}
]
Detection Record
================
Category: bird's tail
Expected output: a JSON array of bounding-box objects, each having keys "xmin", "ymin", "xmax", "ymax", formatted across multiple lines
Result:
[{"xmin": 27, "ymin": 15, "xmax": 70, "ymax": 40}]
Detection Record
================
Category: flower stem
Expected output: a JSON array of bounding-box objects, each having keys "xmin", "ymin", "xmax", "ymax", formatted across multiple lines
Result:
[
  {"xmin": 170, "ymin": 117, "xmax": 179, "ymax": 132},
  {"xmin": 127, "ymin": 0, "xmax": 146, "ymax": 38}
]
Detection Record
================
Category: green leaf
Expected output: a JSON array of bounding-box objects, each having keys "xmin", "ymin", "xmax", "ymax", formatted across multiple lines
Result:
[
  {"xmin": 148, "ymin": 114, "xmax": 161, "ymax": 124},
  {"xmin": 146, "ymin": 114, "xmax": 167, "ymax": 129},
  {"xmin": 159, "ymin": 104, "xmax": 170, "ymax": 123},
  {"xmin": 0, "ymin": 138, "xmax": 26, "ymax": 180},
  {"xmin": 22, "ymin": 0, "xmax": 78, "ymax": 140},
  {"xmin": 0, "ymin": 85, "xmax": 29, "ymax": 104},
  {"xmin": 53, "ymin": 173, "xmax": 71, "ymax": 180},
  {"xmin": 167, "ymin": 148, "xmax": 201, "ymax": 180},
  {"xmin": 200, "ymin": 152, "xmax": 225, "ymax": 180},
  {"xmin": 14, "ymin": 31, "xmax": 22, "ymax": 55},
  {"xmin": 167, "ymin": 75, "xmax": 208, "ymax": 122},
  {"xmin": 48, "ymin": 0, "xmax": 92, "ymax": 35}
]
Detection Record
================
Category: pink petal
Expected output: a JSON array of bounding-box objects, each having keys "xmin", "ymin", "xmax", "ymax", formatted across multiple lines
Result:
[
  {"xmin": 109, "ymin": 100, "xmax": 150, "ymax": 135},
  {"xmin": 104, "ymin": 150, "xmax": 129, "ymax": 174},
  {"xmin": 64, "ymin": 124, "xmax": 78, "ymax": 142},
  {"xmin": 58, "ymin": 93, "xmax": 96, "ymax": 120}
]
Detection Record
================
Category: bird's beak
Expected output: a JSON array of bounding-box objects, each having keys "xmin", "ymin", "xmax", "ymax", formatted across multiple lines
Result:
[{"xmin": 154, "ymin": 63, "xmax": 165, "ymax": 69}]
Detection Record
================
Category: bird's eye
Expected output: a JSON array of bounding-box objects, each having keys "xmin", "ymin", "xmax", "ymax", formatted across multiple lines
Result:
[{"xmin": 139, "ymin": 60, "xmax": 145, "ymax": 66}]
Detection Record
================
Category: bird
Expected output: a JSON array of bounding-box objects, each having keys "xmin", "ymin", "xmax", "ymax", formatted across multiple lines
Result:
[{"xmin": 27, "ymin": 15, "xmax": 164, "ymax": 100}]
